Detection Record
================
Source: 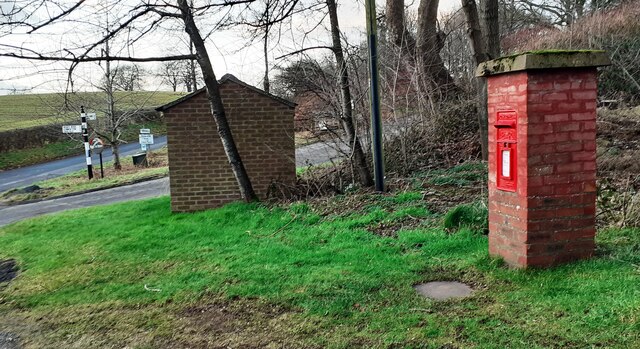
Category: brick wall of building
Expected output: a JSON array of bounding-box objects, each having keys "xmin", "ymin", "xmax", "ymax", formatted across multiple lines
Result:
[
  {"xmin": 487, "ymin": 68, "xmax": 598, "ymax": 268},
  {"xmin": 163, "ymin": 78, "xmax": 296, "ymax": 212}
]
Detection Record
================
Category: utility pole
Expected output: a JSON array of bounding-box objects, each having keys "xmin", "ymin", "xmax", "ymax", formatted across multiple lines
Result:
[
  {"xmin": 80, "ymin": 106, "xmax": 93, "ymax": 180},
  {"xmin": 366, "ymin": 0, "xmax": 384, "ymax": 192}
]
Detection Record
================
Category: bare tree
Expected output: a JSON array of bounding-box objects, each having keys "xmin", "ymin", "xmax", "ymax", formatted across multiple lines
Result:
[
  {"xmin": 111, "ymin": 64, "xmax": 145, "ymax": 91},
  {"xmin": 416, "ymin": 0, "xmax": 459, "ymax": 96},
  {"xmin": 159, "ymin": 61, "xmax": 185, "ymax": 92},
  {"xmin": 0, "ymin": 1, "xmax": 301, "ymax": 202},
  {"xmin": 515, "ymin": 0, "xmax": 624, "ymax": 26},
  {"xmin": 326, "ymin": 0, "xmax": 373, "ymax": 187},
  {"xmin": 481, "ymin": 0, "xmax": 500, "ymax": 58},
  {"xmin": 235, "ymin": 0, "xmax": 300, "ymax": 94},
  {"xmin": 461, "ymin": 0, "xmax": 499, "ymax": 160},
  {"xmin": 385, "ymin": 0, "xmax": 415, "ymax": 55}
]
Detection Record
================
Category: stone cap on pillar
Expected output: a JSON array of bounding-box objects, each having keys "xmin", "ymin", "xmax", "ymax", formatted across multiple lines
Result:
[{"xmin": 476, "ymin": 50, "xmax": 611, "ymax": 77}]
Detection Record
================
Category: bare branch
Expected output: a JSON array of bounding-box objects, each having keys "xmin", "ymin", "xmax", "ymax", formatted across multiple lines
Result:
[
  {"xmin": 275, "ymin": 45, "xmax": 335, "ymax": 60},
  {"xmin": 28, "ymin": 1, "xmax": 86, "ymax": 33},
  {"xmin": 0, "ymin": 53, "xmax": 197, "ymax": 63}
]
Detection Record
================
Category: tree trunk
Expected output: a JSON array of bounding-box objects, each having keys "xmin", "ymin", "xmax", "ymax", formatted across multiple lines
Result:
[
  {"xmin": 105, "ymin": 35, "xmax": 122, "ymax": 170},
  {"xmin": 112, "ymin": 133, "xmax": 121, "ymax": 172},
  {"xmin": 481, "ymin": 0, "xmax": 500, "ymax": 58},
  {"xmin": 190, "ymin": 40, "xmax": 198, "ymax": 90},
  {"xmin": 177, "ymin": 0, "xmax": 258, "ymax": 202},
  {"xmin": 416, "ymin": 0, "xmax": 459, "ymax": 97},
  {"xmin": 263, "ymin": 31, "xmax": 270, "ymax": 93},
  {"xmin": 385, "ymin": 0, "xmax": 415, "ymax": 54},
  {"xmin": 461, "ymin": 0, "xmax": 493, "ymax": 161},
  {"xmin": 326, "ymin": 0, "xmax": 373, "ymax": 187}
]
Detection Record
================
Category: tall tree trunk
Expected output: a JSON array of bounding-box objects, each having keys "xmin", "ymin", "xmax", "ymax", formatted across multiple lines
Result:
[
  {"xmin": 263, "ymin": 31, "xmax": 270, "ymax": 93},
  {"xmin": 385, "ymin": 0, "xmax": 415, "ymax": 54},
  {"xmin": 326, "ymin": 0, "xmax": 373, "ymax": 187},
  {"xmin": 416, "ymin": 0, "xmax": 459, "ymax": 97},
  {"xmin": 177, "ymin": 0, "xmax": 258, "ymax": 202},
  {"xmin": 104, "ymin": 34, "xmax": 122, "ymax": 170},
  {"xmin": 462, "ymin": 0, "xmax": 497, "ymax": 161},
  {"xmin": 481, "ymin": 0, "xmax": 500, "ymax": 58},
  {"xmin": 189, "ymin": 40, "xmax": 197, "ymax": 91}
]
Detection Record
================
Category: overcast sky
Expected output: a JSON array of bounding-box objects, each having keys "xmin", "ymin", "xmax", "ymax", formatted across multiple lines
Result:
[{"xmin": 0, "ymin": 0, "xmax": 461, "ymax": 95}]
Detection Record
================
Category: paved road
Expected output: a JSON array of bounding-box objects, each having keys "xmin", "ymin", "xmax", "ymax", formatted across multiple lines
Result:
[
  {"xmin": 0, "ymin": 178, "xmax": 170, "ymax": 227},
  {"xmin": 0, "ymin": 136, "xmax": 168, "ymax": 193},
  {"xmin": 0, "ymin": 140, "xmax": 349, "ymax": 227}
]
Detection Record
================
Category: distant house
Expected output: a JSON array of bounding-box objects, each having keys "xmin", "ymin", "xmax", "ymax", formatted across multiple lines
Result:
[
  {"xmin": 157, "ymin": 74, "xmax": 296, "ymax": 213},
  {"xmin": 293, "ymin": 91, "xmax": 339, "ymax": 133}
]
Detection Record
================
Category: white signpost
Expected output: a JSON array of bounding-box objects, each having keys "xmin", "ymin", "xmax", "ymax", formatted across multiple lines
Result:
[
  {"xmin": 139, "ymin": 134, "xmax": 154, "ymax": 145},
  {"xmin": 62, "ymin": 125, "xmax": 82, "ymax": 134},
  {"xmin": 139, "ymin": 129, "xmax": 154, "ymax": 153},
  {"xmin": 86, "ymin": 113, "xmax": 97, "ymax": 121}
]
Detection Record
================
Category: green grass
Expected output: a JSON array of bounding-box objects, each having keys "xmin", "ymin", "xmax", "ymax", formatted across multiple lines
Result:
[
  {"xmin": 0, "ymin": 140, "xmax": 79, "ymax": 170},
  {"xmin": 0, "ymin": 91, "xmax": 184, "ymax": 131},
  {"xmin": 423, "ymin": 162, "xmax": 487, "ymax": 187},
  {"xmin": 0, "ymin": 192, "xmax": 638, "ymax": 348}
]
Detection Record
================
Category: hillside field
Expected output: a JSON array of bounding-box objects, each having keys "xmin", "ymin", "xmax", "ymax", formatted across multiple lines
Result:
[{"xmin": 0, "ymin": 91, "xmax": 185, "ymax": 132}]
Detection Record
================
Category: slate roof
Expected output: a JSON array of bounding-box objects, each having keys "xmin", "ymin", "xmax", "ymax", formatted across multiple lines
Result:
[{"xmin": 156, "ymin": 74, "xmax": 296, "ymax": 111}]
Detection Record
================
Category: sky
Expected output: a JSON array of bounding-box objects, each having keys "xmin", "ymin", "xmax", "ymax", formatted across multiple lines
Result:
[{"xmin": 0, "ymin": 0, "xmax": 461, "ymax": 95}]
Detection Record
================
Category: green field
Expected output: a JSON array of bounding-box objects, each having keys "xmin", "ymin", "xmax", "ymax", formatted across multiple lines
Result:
[
  {"xmin": 0, "ymin": 91, "xmax": 185, "ymax": 132},
  {"xmin": 0, "ymin": 163, "xmax": 638, "ymax": 348}
]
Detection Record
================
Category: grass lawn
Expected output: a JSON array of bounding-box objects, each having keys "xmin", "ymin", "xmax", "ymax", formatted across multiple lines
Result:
[
  {"xmin": 0, "ymin": 140, "xmax": 79, "ymax": 170},
  {"xmin": 0, "ymin": 91, "xmax": 184, "ymax": 132},
  {"xmin": 1, "ymin": 148, "xmax": 169, "ymax": 204},
  {"xmin": 0, "ymin": 169, "xmax": 638, "ymax": 347}
]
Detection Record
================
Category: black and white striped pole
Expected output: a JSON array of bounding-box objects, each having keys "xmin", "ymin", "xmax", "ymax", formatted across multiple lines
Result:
[{"xmin": 80, "ymin": 106, "xmax": 93, "ymax": 180}]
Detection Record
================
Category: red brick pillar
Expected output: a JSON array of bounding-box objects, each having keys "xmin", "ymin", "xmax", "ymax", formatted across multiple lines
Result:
[{"xmin": 477, "ymin": 51, "xmax": 610, "ymax": 268}]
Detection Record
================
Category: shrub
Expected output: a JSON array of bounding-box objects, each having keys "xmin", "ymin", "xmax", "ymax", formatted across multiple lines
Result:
[
  {"xmin": 504, "ymin": 1, "xmax": 640, "ymax": 104},
  {"xmin": 443, "ymin": 201, "xmax": 488, "ymax": 234}
]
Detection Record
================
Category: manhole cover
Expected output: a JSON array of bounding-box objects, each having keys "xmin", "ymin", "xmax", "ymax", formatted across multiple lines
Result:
[
  {"xmin": 414, "ymin": 281, "xmax": 474, "ymax": 301},
  {"xmin": 0, "ymin": 259, "xmax": 18, "ymax": 284},
  {"xmin": 0, "ymin": 332, "xmax": 20, "ymax": 349}
]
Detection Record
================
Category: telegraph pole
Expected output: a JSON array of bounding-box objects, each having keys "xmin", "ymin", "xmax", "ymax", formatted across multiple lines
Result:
[
  {"xmin": 365, "ymin": 0, "xmax": 384, "ymax": 192},
  {"xmin": 81, "ymin": 106, "xmax": 93, "ymax": 180}
]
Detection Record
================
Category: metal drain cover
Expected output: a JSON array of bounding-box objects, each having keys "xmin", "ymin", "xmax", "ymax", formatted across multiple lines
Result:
[{"xmin": 414, "ymin": 281, "xmax": 474, "ymax": 301}]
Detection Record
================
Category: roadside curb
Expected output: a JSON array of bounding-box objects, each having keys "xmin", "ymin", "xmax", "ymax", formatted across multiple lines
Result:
[{"xmin": 3, "ymin": 174, "xmax": 168, "ymax": 207}]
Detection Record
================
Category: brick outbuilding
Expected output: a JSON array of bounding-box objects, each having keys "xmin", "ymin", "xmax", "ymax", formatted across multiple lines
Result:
[{"xmin": 157, "ymin": 74, "xmax": 296, "ymax": 213}]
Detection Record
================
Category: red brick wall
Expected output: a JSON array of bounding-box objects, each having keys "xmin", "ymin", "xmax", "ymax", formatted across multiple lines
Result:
[
  {"xmin": 487, "ymin": 68, "xmax": 598, "ymax": 268},
  {"xmin": 165, "ymin": 81, "xmax": 295, "ymax": 212}
]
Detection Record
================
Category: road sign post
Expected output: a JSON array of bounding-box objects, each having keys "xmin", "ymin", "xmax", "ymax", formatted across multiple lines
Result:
[
  {"xmin": 62, "ymin": 125, "xmax": 82, "ymax": 134},
  {"xmin": 91, "ymin": 138, "xmax": 105, "ymax": 179},
  {"xmin": 80, "ymin": 106, "xmax": 93, "ymax": 180}
]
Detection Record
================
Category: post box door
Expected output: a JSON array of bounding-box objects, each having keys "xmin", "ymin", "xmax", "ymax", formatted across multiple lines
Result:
[{"xmin": 495, "ymin": 111, "xmax": 517, "ymax": 192}]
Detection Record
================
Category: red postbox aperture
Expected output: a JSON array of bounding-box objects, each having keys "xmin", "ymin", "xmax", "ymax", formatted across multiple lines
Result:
[{"xmin": 495, "ymin": 110, "xmax": 517, "ymax": 192}]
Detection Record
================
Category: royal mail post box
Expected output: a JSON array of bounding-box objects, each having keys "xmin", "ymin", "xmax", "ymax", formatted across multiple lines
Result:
[
  {"xmin": 479, "ymin": 51, "xmax": 610, "ymax": 268},
  {"xmin": 495, "ymin": 110, "xmax": 517, "ymax": 192}
]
